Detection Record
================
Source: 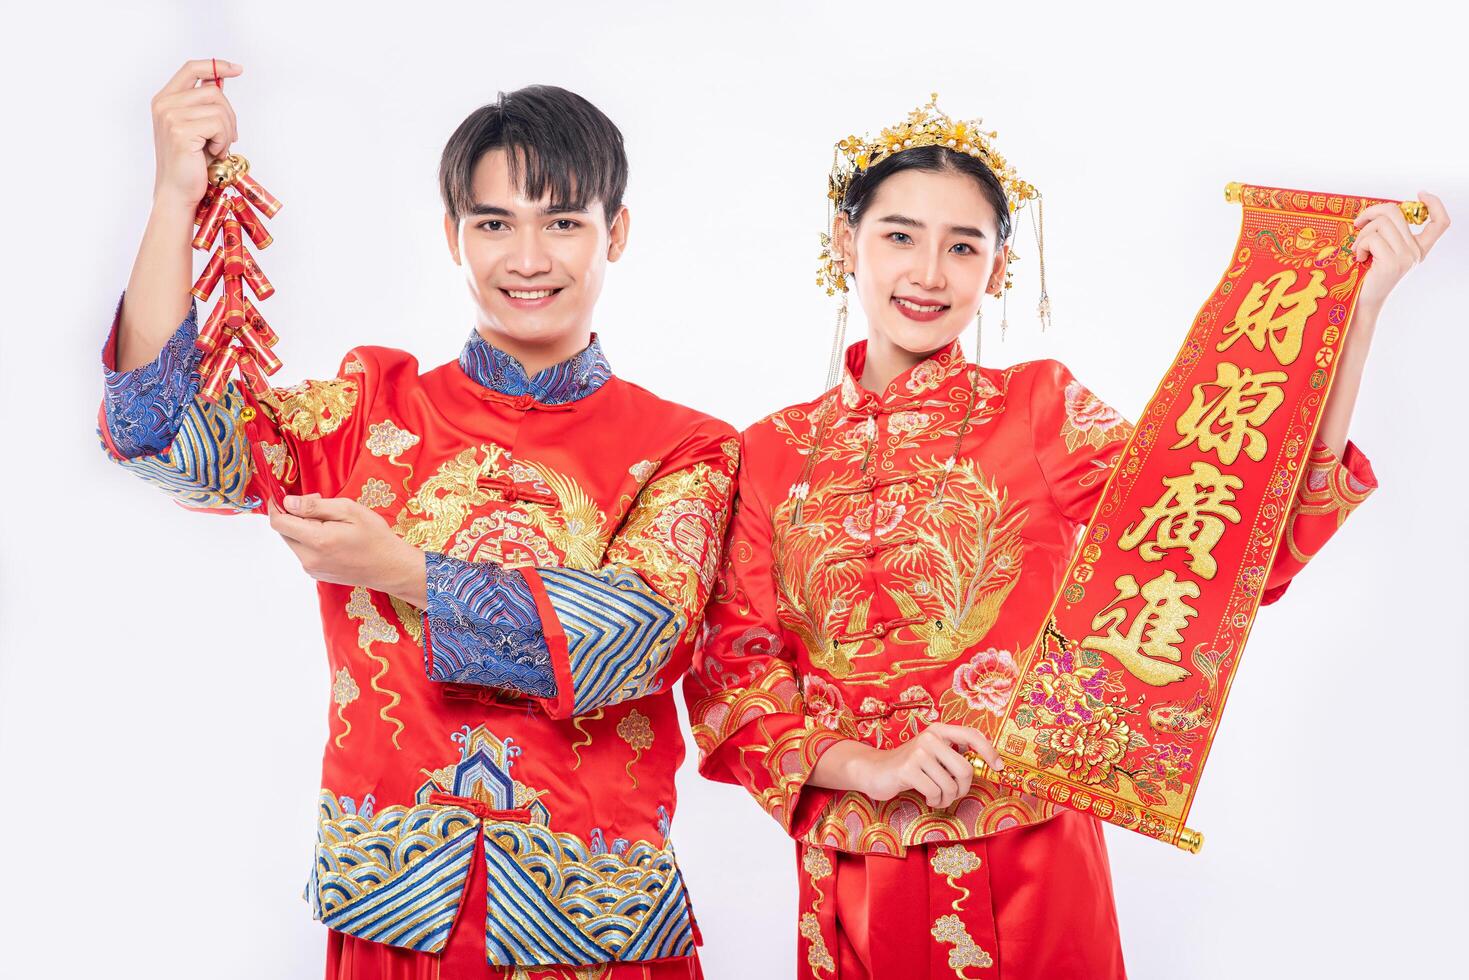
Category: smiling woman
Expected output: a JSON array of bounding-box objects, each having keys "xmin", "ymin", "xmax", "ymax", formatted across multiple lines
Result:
[{"xmin": 684, "ymin": 94, "xmax": 1445, "ymax": 980}]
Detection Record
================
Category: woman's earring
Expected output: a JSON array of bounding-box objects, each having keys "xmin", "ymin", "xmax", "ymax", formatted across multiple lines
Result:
[
  {"xmin": 1001, "ymin": 267, "xmax": 1013, "ymax": 341},
  {"xmin": 973, "ymin": 299, "xmax": 983, "ymax": 366},
  {"xmin": 825, "ymin": 285, "xmax": 850, "ymax": 393}
]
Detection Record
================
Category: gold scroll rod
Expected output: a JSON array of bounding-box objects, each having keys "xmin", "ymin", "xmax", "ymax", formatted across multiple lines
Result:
[
  {"xmin": 1224, "ymin": 181, "xmax": 1428, "ymax": 224},
  {"xmin": 968, "ymin": 755, "xmax": 1205, "ymax": 855}
]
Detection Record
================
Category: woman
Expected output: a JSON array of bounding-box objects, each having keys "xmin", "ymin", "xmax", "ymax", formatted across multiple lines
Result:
[{"xmin": 685, "ymin": 97, "xmax": 1446, "ymax": 978}]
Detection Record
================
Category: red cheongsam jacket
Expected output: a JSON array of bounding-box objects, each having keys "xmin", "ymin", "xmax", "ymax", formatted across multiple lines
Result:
[
  {"xmin": 98, "ymin": 296, "xmax": 737, "ymax": 969},
  {"xmin": 687, "ymin": 338, "xmax": 1375, "ymax": 855}
]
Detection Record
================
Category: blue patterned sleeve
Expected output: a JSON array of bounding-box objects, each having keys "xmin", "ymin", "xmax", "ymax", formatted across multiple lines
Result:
[
  {"xmin": 422, "ymin": 552, "xmax": 558, "ymax": 698},
  {"xmin": 101, "ymin": 294, "xmax": 204, "ymax": 459}
]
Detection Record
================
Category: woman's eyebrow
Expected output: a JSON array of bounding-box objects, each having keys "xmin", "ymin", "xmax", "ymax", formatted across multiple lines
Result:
[{"xmin": 875, "ymin": 214, "xmax": 987, "ymax": 238}]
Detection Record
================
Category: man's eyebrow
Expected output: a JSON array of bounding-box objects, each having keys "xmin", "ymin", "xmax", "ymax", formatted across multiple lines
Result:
[
  {"xmin": 542, "ymin": 204, "xmax": 591, "ymax": 216},
  {"xmin": 467, "ymin": 204, "xmax": 514, "ymax": 217}
]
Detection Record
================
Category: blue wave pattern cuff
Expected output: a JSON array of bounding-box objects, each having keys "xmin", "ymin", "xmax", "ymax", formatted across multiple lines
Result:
[
  {"xmin": 423, "ymin": 553, "xmax": 557, "ymax": 697},
  {"xmin": 102, "ymin": 299, "xmax": 204, "ymax": 459},
  {"xmin": 538, "ymin": 566, "xmax": 684, "ymax": 715}
]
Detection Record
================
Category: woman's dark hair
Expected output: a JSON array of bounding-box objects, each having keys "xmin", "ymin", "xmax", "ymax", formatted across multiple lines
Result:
[
  {"xmin": 840, "ymin": 144, "xmax": 1011, "ymax": 243},
  {"xmin": 439, "ymin": 84, "xmax": 628, "ymax": 227}
]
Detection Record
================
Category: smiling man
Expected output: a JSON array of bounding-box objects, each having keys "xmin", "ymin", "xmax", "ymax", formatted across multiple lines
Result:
[{"xmin": 98, "ymin": 63, "xmax": 734, "ymax": 979}]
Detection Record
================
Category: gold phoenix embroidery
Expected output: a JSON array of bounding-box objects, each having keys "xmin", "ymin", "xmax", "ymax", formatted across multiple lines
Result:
[{"xmin": 772, "ymin": 456, "xmax": 1025, "ymax": 682}]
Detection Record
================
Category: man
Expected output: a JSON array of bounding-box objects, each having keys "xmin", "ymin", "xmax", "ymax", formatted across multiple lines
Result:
[{"xmin": 99, "ymin": 59, "xmax": 734, "ymax": 978}]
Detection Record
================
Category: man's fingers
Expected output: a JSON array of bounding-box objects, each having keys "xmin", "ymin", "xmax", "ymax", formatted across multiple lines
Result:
[
  {"xmin": 283, "ymin": 493, "xmax": 361, "ymax": 522},
  {"xmin": 160, "ymin": 59, "xmax": 242, "ymax": 95},
  {"xmin": 268, "ymin": 502, "xmax": 324, "ymax": 544}
]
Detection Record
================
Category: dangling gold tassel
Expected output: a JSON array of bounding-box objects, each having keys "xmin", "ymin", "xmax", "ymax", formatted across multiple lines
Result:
[
  {"xmin": 1032, "ymin": 195, "xmax": 1051, "ymax": 331},
  {"xmin": 794, "ymin": 287, "xmax": 848, "ymax": 527},
  {"xmin": 824, "ymin": 289, "xmax": 849, "ymax": 394},
  {"xmin": 974, "ymin": 297, "xmax": 983, "ymax": 366}
]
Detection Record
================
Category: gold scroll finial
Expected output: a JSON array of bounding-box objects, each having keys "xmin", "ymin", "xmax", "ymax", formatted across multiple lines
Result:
[{"xmin": 1224, "ymin": 181, "xmax": 1427, "ymax": 225}]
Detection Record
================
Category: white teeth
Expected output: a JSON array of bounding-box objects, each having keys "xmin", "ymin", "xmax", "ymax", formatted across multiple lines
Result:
[
  {"xmin": 506, "ymin": 289, "xmax": 556, "ymax": 299},
  {"xmin": 895, "ymin": 297, "xmax": 944, "ymax": 313}
]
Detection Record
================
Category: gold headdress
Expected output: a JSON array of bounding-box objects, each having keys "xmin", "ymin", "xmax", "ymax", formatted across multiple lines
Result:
[{"xmin": 816, "ymin": 95, "xmax": 1049, "ymax": 390}]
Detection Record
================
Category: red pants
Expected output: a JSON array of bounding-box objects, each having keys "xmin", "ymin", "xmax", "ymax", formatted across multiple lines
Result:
[
  {"xmin": 797, "ymin": 811, "xmax": 1125, "ymax": 979},
  {"xmin": 325, "ymin": 832, "xmax": 703, "ymax": 980}
]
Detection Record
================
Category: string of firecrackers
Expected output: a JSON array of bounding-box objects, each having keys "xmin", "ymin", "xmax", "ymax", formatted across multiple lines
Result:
[
  {"xmin": 189, "ymin": 153, "xmax": 283, "ymax": 400},
  {"xmin": 970, "ymin": 183, "xmax": 1427, "ymax": 853}
]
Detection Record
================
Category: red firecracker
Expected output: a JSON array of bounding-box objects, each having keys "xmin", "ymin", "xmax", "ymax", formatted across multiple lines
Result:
[{"xmin": 189, "ymin": 153, "xmax": 283, "ymax": 400}]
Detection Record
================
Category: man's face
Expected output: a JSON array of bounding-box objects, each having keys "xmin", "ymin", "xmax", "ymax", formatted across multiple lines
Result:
[{"xmin": 444, "ymin": 148, "xmax": 628, "ymax": 351}]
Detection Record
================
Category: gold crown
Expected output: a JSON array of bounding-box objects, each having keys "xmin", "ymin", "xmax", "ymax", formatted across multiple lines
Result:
[{"xmin": 818, "ymin": 93, "xmax": 1039, "ymax": 295}]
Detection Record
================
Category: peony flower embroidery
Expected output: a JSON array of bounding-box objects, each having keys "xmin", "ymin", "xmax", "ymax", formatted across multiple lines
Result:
[{"xmin": 952, "ymin": 648, "xmax": 1019, "ymax": 715}]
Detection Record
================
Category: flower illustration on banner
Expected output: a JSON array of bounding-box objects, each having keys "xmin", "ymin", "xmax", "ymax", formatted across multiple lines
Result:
[
  {"xmin": 617, "ymin": 709, "xmax": 655, "ymax": 790},
  {"xmin": 1035, "ymin": 703, "xmax": 1147, "ymax": 789}
]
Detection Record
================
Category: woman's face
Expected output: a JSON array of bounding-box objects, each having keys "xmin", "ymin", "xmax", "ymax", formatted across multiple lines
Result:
[{"xmin": 839, "ymin": 167, "xmax": 1007, "ymax": 358}]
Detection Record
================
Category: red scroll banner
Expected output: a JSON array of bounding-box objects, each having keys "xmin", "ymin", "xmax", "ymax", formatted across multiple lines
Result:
[
  {"xmin": 190, "ymin": 153, "xmax": 284, "ymax": 400},
  {"xmin": 972, "ymin": 183, "xmax": 1427, "ymax": 853}
]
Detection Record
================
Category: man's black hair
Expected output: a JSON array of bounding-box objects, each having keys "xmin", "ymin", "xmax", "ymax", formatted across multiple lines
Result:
[{"xmin": 439, "ymin": 84, "xmax": 628, "ymax": 227}]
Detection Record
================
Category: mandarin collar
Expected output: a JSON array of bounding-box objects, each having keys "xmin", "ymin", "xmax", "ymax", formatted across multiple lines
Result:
[
  {"xmin": 838, "ymin": 338, "xmax": 970, "ymax": 411},
  {"xmin": 458, "ymin": 330, "xmax": 612, "ymax": 405}
]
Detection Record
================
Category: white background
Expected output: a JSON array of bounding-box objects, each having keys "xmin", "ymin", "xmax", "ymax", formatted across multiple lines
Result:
[{"xmin": 2, "ymin": 2, "xmax": 1465, "ymax": 977}]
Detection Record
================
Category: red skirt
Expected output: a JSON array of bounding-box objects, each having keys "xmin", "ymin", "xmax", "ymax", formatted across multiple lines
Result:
[
  {"xmin": 325, "ymin": 832, "xmax": 703, "ymax": 980},
  {"xmin": 796, "ymin": 810, "xmax": 1125, "ymax": 979}
]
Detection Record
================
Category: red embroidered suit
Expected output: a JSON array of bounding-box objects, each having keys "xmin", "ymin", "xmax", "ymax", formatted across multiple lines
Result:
[{"xmin": 99, "ymin": 297, "xmax": 737, "ymax": 978}]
